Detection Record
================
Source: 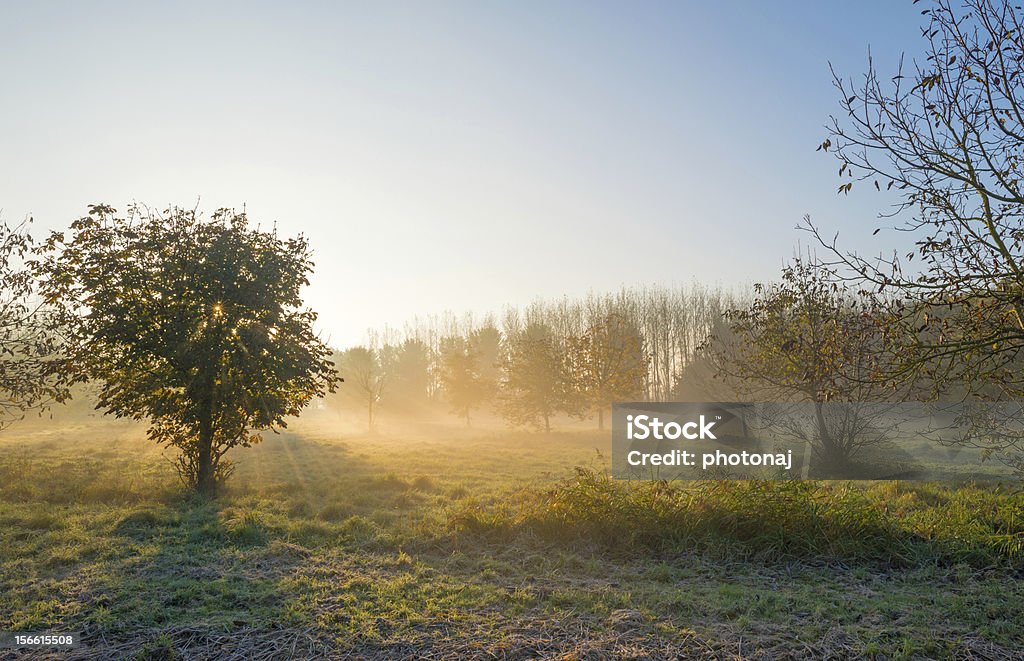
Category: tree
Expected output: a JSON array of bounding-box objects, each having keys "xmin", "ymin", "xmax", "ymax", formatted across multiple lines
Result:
[
  {"xmin": 567, "ymin": 314, "xmax": 648, "ymax": 429},
  {"xmin": 469, "ymin": 324, "xmax": 502, "ymax": 402},
  {"xmin": 339, "ymin": 346, "xmax": 386, "ymax": 432},
  {"xmin": 0, "ymin": 217, "xmax": 66, "ymax": 427},
  {"xmin": 705, "ymin": 259, "xmax": 896, "ymax": 470},
  {"xmin": 817, "ymin": 0, "xmax": 1024, "ymax": 401},
  {"xmin": 381, "ymin": 285, "xmax": 741, "ymax": 406},
  {"xmin": 439, "ymin": 336, "xmax": 490, "ymax": 425},
  {"xmin": 383, "ymin": 338, "xmax": 432, "ymax": 413},
  {"xmin": 672, "ymin": 317, "xmax": 744, "ymax": 402},
  {"xmin": 499, "ymin": 324, "xmax": 579, "ymax": 432},
  {"xmin": 36, "ymin": 204, "xmax": 337, "ymax": 495}
]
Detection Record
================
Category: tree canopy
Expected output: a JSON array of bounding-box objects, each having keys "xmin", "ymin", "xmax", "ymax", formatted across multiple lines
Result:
[
  {"xmin": 499, "ymin": 324, "xmax": 580, "ymax": 432},
  {"xmin": 705, "ymin": 259, "xmax": 895, "ymax": 469},
  {"xmin": 566, "ymin": 314, "xmax": 647, "ymax": 430},
  {"xmin": 36, "ymin": 204, "xmax": 337, "ymax": 494}
]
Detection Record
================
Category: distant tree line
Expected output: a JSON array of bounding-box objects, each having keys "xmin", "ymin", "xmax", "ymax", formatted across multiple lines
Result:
[{"xmin": 332, "ymin": 284, "xmax": 744, "ymax": 432}]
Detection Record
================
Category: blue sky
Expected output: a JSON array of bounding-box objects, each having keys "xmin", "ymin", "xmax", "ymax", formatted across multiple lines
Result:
[{"xmin": 1, "ymin": 1, "xmax": 928, "ymax": 346}]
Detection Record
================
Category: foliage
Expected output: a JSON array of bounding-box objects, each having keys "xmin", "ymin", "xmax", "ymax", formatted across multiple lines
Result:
[
  {"xmin": 705, "ymin": 259, "xmax": 896, "ymax": 467},
  {"xmin": 498, "ymin": 324, "xmax": 580, "ymax": 432},
  {"xmin": 0, "ymin": 218, "xmax": 67, "ymax": 428},
  {"xmin": 34, "ymin": 204, "xmax": 337, "ymax": 494},
  {"xmin": 714, "ymin": 261, "xmax": 873, "ymax": 400},
  {"xmin": 438, "ymin": 332, "xmax": 494, "ymax": 425},
  {"xmin": 566, "ymin": 314, "xmax": 648, "ymax": 430},
  {"xmin": 381, "ymin": 339, "xmax": 431, "ymax": 412},
  {"xmin": 456, "ymin": 466, "xmax": 1024, "ymax": 569},
  {"xmin": 336, "ymin": 346, "xmax": 386, "ymax": 432},
  {"xmin": 469, "ymin": 324, "xmax": 502, "ymax": 397},
  {"xmin": 341, "ymin": 285, "xmax": 743, "ymax": 416}
]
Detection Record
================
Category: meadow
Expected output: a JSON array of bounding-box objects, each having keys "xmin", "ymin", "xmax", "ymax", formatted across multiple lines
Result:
[{"xmin": 2, "ymin": 414, "xmax": 1023, "ymax": 660}]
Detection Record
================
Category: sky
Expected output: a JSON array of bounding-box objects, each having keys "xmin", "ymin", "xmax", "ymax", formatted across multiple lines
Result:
[{"xmin": 1, "ymin": 1, "xmax": 929, "ymax": 347}]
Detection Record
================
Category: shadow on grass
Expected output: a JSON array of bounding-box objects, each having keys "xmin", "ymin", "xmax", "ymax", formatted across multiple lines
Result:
[
  {"xmin": 61, "ymin": 432, "xmax": 461, "ymax": 652},
  {"xmin": 74, "ymin": 496, "xmax": 311, "ymax": 657}
]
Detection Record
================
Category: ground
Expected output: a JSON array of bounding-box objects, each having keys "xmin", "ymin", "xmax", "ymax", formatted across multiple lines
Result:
[{"xmin": 1, "ymin": 415, "xmax": 1022, "ymax": 660}]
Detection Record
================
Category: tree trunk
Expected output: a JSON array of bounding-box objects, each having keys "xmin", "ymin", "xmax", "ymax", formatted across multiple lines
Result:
[
  {"xmin": 814, "ymin": 399, "xmax": 842, "ymax": 470},
  {"xmin": 598, "ymin": 407, "xmax": 605, "ymax": 431},
  {"xmin": 196, "ymin": 368, "xmax": 217, "ymax": 496},
  {"xmin": 544, "ymin": 413, "xmax": 551, "ymax": 433},
  {"xmin": 368, "ymin": 398, "xmax": 374, "ymax": 433},
  {"xmin": 197, "ymin": 412, "xmax": 215, "ymax": 496}
]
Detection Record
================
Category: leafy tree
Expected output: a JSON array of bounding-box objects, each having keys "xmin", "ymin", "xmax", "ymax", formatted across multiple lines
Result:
[
  {"xmin": 339, "ymin": 345, "xmax": 386, "ymax": 432},
  {"xmin": 470, "ymin": 324, "xmax": 503, "ymax": 393},
  {"xmin": 672, "ymin": 317, "xmax": 744, "ymax": 401},
  {"xmin": 383, "ymin": 338, "xmax": 432, "ymax": 413},
  {"xmin": 567, "ymin": 314, "xmax": 647, "ymax": 429},
  {"xmin": 705, "ymin": 259, "xmax": 895, "ymax": 469},
  {"xmin": 0, "ymin": 217, "xmax": 66, "ymax": 427},
  {"xmin": 439, "ymin": 336, "xmax": 490, "ymax": 425},
  {"xmin": 499, "ymin": 324, "xmax": 579, "ymax": 432},
  {"xmin": 36, "ymin": 204, "xmax": 337, "ymax": 495}
]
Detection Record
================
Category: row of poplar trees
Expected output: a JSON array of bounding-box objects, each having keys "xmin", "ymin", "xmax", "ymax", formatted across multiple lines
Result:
[{"xmin": 332, "ymin": 285, "xmax": 742, "ymax": 432}]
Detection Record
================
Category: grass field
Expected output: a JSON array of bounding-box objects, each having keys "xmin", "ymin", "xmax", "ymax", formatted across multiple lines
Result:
[{"xmin": 2, "ymin": 415, "xmax": 1023, "ymax": 660}]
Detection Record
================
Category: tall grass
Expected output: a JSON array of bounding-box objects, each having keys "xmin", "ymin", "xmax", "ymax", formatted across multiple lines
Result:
[{"xmin": 452, "ymin": 468, "xmax": 1024, "ymax": 568}]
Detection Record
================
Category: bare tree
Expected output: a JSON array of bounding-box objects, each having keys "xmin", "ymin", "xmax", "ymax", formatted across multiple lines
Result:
[{"xmin": 816, "ymin": 0, "xmax": 1024, "ymax": 400}]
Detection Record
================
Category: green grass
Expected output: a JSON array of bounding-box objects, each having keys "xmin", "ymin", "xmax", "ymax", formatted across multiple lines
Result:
[
  {"xmin": 453, "ymin": 467, "xmax": 1024, "ymax": 567},
  {"xmin": 1, "ymin": 416, "xmax": 1023, "ymax": 658}
]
